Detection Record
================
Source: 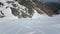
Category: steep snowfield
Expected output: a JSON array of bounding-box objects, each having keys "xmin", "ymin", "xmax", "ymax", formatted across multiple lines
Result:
[{"xmin": 0, "ymin": 0, "xmax": 60, "ymax": 34}]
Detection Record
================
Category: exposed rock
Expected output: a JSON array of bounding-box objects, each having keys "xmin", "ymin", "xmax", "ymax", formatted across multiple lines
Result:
[{"xmin": 17, "ymin": 0, "xmax": 55, "ymax": 16}]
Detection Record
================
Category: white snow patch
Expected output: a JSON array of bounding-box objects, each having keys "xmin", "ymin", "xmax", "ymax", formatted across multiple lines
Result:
[{"xmin": 32, "ymin": 10, "xmax": 47, "ymax": 19}]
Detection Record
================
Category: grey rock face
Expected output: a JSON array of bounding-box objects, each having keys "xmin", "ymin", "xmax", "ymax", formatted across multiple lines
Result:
[
  {"xmin": 18, "ymin": 0, "xmax": 60, "ymax": 16},
  {"xmin": 0, "ymin": 0, "xmax": 60, "ymax": 18}
]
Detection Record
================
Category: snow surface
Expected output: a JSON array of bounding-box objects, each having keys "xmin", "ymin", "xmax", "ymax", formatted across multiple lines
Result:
[
  {"xmin": 0, "ymin": 0, "xmax": 60, "ymax": 34},
  {"xmin": 0, "ymin": 13, "xmax": 60, "ymax": 34},
  {"xmin": 0, "ymin": 7, "xmax": 60, "ymax": 34}
]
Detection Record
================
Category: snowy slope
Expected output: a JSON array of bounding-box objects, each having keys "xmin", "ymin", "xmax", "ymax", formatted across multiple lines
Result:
[
  {"xmin": 0, "ymin": 0, "xmax": 60, "ymax": 34},
  {"xmin": 0, "ymin": 14, "xmax": 60, "ymax": 34}
]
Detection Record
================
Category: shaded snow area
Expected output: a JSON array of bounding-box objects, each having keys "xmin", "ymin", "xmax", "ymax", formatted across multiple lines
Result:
[
  {"xmin": 1, "ymin": 7, "xmax": 60, "ymax": 34},
  {"xmin": 0, "ymin": 13, "xmax": 60, "ymax": 34},
  {"xmin": 0, "ymin": 0, "xmax": 60, "ymax": 34}
]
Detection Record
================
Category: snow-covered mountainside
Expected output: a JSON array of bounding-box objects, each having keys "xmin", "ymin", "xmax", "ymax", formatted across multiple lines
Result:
[
  {"xmin": 0, "ymin": 0, "xmax": 60, "ymax": 34},
  {"xmin": 0, "ymin": 0, "xmax": 41, "ymax": 19},
  {"xmin": 0, "ymin": 0, "xmax": 60, "ymax": 19}
]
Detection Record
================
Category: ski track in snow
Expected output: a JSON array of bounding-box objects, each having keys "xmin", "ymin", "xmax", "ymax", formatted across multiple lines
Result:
[{"xmin": 0, "ymin": 0, "xmax": 60, "ymax": 34}]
